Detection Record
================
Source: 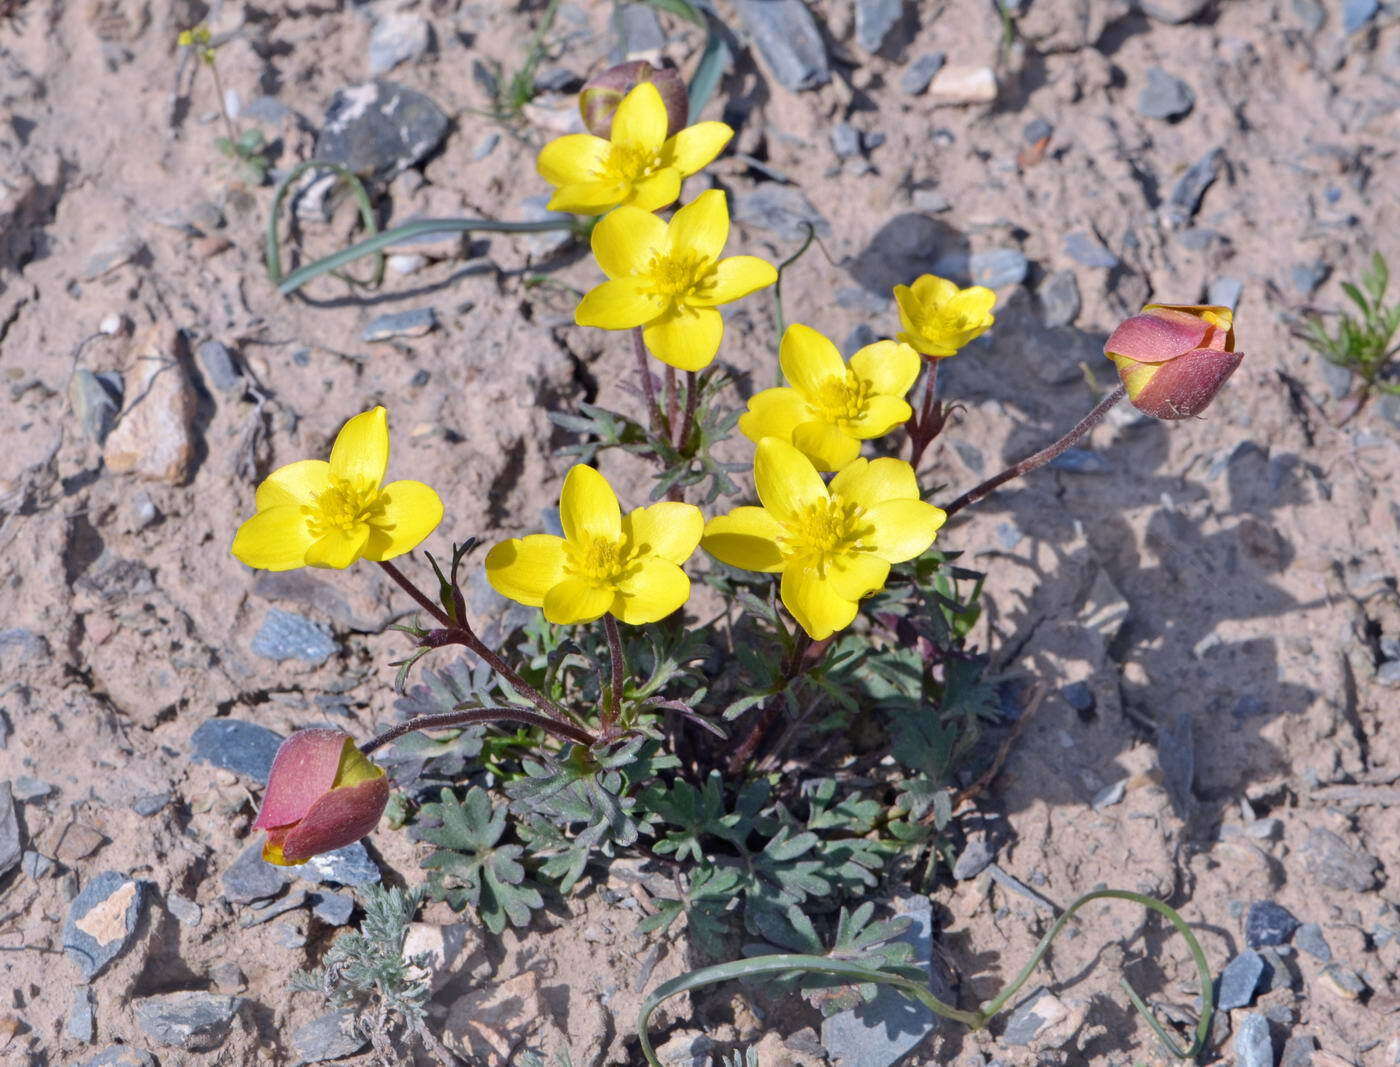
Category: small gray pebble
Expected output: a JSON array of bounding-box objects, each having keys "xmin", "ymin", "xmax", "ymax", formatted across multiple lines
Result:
[
  {"xmin": 1217, "ymin": 951, "xmax": 1266, "ymax": 1011},
  {"xmin": 167, "ymin": 893, "xmax": 203, "ymax": 927},
  {"xmin": 900, "ymin": 52, "xmax": 946, "ymax": 95},
  {"xmin": 1091, "ymin": 779, "xmax": 1126, "ymax": 810},
  {"xmin": 1279, "ymin": 1034, "xmax": 1318, "ymax": 1067},
  {"xmin": 1064, "ymin": 232, "xmax": 1118, "ymax": 269},
  {"xmin": 131, "ymin": 793, "xmax": 171, "ymax": 816},
  {"xmin": 1342, "ymin": 0, "xmax": 1378, "ymax": 34},
  {"xmin": 13, "ymin": 776, "xmax": 54, "ymax": 801},
  {"xmin": 362, "ymin": 307, "xmax": 437, "ymax": 343},
  {"xmin": 1290, "ymin": 261, "xmax": 1329, "ymax": 295},
  {"xmin": 1023, "ymin": 118, "xmax": 1052, "ymax": 144},
  {"xmin": 196, "ymin": 340, "xmax": 242, "ymax": 394},
  {"xmin": 472, "ymin": 131, "xmax": 500, "ymax": 161},
  {"xmin": 1062, "ymin": 682, "xmax": 1095, "ymax": 713},
  {"xmin": 250, "ymin": 608, "xmax": 336, "ymax": 665},
  {"xmin": 952, "ymin": 837, "xmax": 996, "ymax": 880},
  {"xmin": 830, "ymin": 123, "xmax": 862, "ymax": 159},
  {"xmin": 1233, "ymin": 1013, "xmax": 1272, "ymax": 1067},
  {"xmin": 1038, "ymin": 269, "xmax": 1080, "ymax": 327},
  {"xmin": 1048, "ymin": 448, "xmax": 1110, "ymax": 474},
  {"xmin": 133, "ymin": 991, "xmax": 242, "ymax": 1052},
  {"xmin": 311, "ymin": 890, "xmax": 356, "ymax": 926},
  {"xmin": 22, "ymin": 850, "xmax": 54, "ymax": 879},
  {"xmin": 994, "ymin": 522, "xmax": 1022, "ymax": 551},
  {"xmin": 1294, "ymin": 923, "xmax": 1331, "ymax": 962},
  {"xmin": 1207, "ymin": 276, "xmax": 1244, "ymax": 310},
  {"xmin": 1137, "ymin": 67, "xmax": 1195, "ymax": 120},
  {"xmin": 970, "ymin": 248, "xmax": 1028, "ymax": 288}
]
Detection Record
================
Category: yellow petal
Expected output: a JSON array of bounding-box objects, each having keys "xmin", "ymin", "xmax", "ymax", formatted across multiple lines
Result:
[
  {"xmin": 576, "ymin": 278, "xmax": 666, "ymax": 330},
  {"xmin": 910, "ymin": 274, "xmax": 959, "ymax": 306},
  {"xmin": 826, "ymin": 551, "xmax": 890, "ymax": 603},
  {"xmin": 849, "ymin": 340, "xmax": 922, "ymax": 398},
  {"xmin": 305, "ymin": 524, "xmax": 370, "ymax": 569},
  {"xmin": 231, "ymin": 505, "xmax": 315, "ymax": 571},
  {"xmin": 701, "ymin": 507, "xmax": 786, "ymax": 572},
  {"xmin": 624, "ymin": 168, "xmax": 682, "ymax": 213},
  {"xmin": 591, "ymin": 205, "xmax": 669, "ymax": 278},
  {"xmin": 329, "ymin": 407, "xmax": 389, "ymax": 487},
  {"xmin": 613, "ymin": 557, "xmax": 691, "ymax": 624},
  {"xmin": 643, "ymin": 306, "xmax": 723, "ymax": 371},
  {"xmin": 485, "ymin": 534, "xmax": 568, "ymax": 607},
  {"xmin": 829, "ymin": 456, "xmax": 920, "ymax": 510},
  {"xmin": 666, "ymin": 189, "xmax": 729, "ymax": 263},
  {"xmin": 363, "ymin": 480, "xmax": 444, "ymax": 561},
  {"xmin": 611, "ymin": 82, "xmax": 668, "ymax": 150},
  {"xmin": 844, "ymin": 395, "xmax": 912, "ymax": 438},
  {"xmin": 950, "ymin": 285, "xmax": 997, "ymax": 321},
  {"xmin": 791, "ymin": 421, "xmax": 861, "ymax": 472},
  {"xmin": 623, "ymin": 502, "xmax": 703, "ymax": 565},
  {"xmin": 560, "ymin": 465, "xmax": 621, "ymax": 542},
  {"xmin": 754, "ymin": 436, "xmax": 827, "ymax": 522},
  {"xmin": 738, "ymin": 387, "xmax": 808, "ymax": 445},
  {"xmin": 255, "ymin": 459, "xmax": 330, "ymax": 510},
  {"xmin": 537, "ymin": 133, "xmax": 610, "ymax": 186},
  {"xmin": 892, "ymin": 284, "xmax": 919, "ymax": 335},
  {"xmin": 547, "ymin": 180, "xmax": 629, "ymax": 215},
  {"xmin": 861, "ymin": 499, "xmax": 946, "ymax": 563},
  {"xmin": 780, "ymin": 563, "xmax": 858, "ymax": 641},
  {"xmin": 660, "ymin": 121, "xmax": 733, "ymax": 175},
  {"xmin": 779, "ymin": 323, "xmax": 846, "ymax": 398},
  {"xmin": 543, "ymin": 578, "xmax": 614, "ymax": 625},
  {"xmin": 689, "ymin": 255, "xmax": 777, "ymax": 307}
]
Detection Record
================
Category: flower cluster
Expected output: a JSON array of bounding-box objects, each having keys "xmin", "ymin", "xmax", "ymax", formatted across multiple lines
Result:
[{"xmin": 226, "ymin": 63, "xmax": 1246, "ymax": 870}]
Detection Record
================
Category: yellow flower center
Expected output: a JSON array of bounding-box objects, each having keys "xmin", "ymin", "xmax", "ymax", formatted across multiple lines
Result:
[
  {"xmin": 565, "ymin": 533, "xmax": 635, "ymax": 589},
  {"xmin": 779, "ymin": 497, "xmax": 871, "ymax": 574},
  {"xmin": 808, "ymin": 372, "xmax": 871, "ymax": 424},
  {"xmin": 603, "ymin": 140, "xmax": 662, "ymax": 183},
  {"xmin": 305, "ymin": 477, "xmax": 384, "ymax": 539},
  {"xmin": 644, "ymin": 250, "xmax": 711, "ymax": 299}
]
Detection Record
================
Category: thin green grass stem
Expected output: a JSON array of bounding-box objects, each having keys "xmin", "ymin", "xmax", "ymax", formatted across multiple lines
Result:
[{"xmin": 635, "ymin": 888, "xmax": 1212, "ymax": 1064}]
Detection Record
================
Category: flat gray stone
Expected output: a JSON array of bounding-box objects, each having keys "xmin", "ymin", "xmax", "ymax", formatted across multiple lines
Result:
[
  {"xmin": 1303, "ymin": 827, "xmax": 1380, "ymax": 892},
  {"xmin": 1137, "ymin": 67, "xmax": 1194, "ymax": 120},
  {"xmin": 310, "ymin": 890, "xmax": 356, "ymax": 926},
  {"xmin": 1002, "ymin": 987, "xmax": 1061, "ymax": 1045},
  {"xmin": 732, "ymin": 185, "xmax": 832, "ymax": 243},
  {"xmin": 286, "ymin": 841, "xmax": 380, "ymax": 887},
  {"xmin": 81, "ymin": 235, "xmax": 144, "ymax": 280},
  {"xmin": 1342, "ymin": 0, "xmax": 1378, "ymax": 33},
  {"xmin": 315, "ymin": 81, "xmax": 449, "ymax": 182},
  {"xmin": 1139, "ymin": 0, "xmax": 1211, "ymax": 22},
  {"xmin": 900, "ymin": 52, "xmax": 946, "ymax": 95},
  {"xmin": 1048, "ymin": 448, "xmax": 1111, "ymax": 473},
  {"xmin": 167, "ymin": 893, "xmax": 202, "ymax": 927},
  {"xmin": 856, "ymin": 0, "xmax": 903, "ymax": 52},
  {"xmin": 831, "ymin": 123, "xmax": 862, "ymax": 159},
  {"xmin": 617, "ymin": 4, "xmax": 666, "ymax": 57},
  {"xmin": 1038, "ymin": 268, "xmax": 1080, "ymax": 327},
  {"xmin": 1064, "ymin": 231, "xmax": 1119, "ymax": 268},
  {"xmin": 822, "ymin": 896, "xmax": 944, "ymax": 1063},
  {"xmin": 1245, "ymin": 901, "xmax": 1300, "ymax": 949},
  {"xmin": 70, "ymin": 368, "xmax": 124, "ymax": 444},
  {"xmin": 369, "ymin": 12, "xmax": 430, "ymax": 76},
  {"xmin": 362, "ymin": 307, "xmax": 437, "ymax": 343},
  {"xmin": 190, "ymin": 718, "xmax": 285, "ymax": 784},
  {"xmin": 1233, "ymin": 1013, "xmax": 1272, "ymax": 1067},
  {"xmin": 0, "ymin": 628, "xmax": 49, "ymax": 674},
  {"xmin": 1290, "ymin": 260, "xmax": 1329, "ymax": 295},
  {"xmin": 67, "ymin": 986, "xmax": 95, "ymax": 1042},
  {"xmin": 75, "ymin": 1049, "xmax": 158, "ymax": 1067},
  {"xmin": 1208, "ymin": 276, "xmax": 1244, "ymax": 310},
  {"xmin": 733, "ymin": 0, "xmax": 830, "ymax": 91},
  {"xmin": 292, "ymin": 1009, "xmax": 369, "ymax": 1063},
  {"xmin": 1280, "ymin": 1034, "xmax": 1317, "ymax": 1067},
  {"xmin": 953, "ymin": 837, "xmax": 996, "ymax": 879},
  {"xmin": 970, "ymin": 248, "xmax": 1028, "ymax": 288},
  {"xmin": 1295, "ymin": 922, "xmax": 1331, "ymax": 962},
  {"xmin": 222, "ymin": 841, "xmax": 291, "ymax": 904},
  {"xmin": 64, "ymin": 871, "xmax": 147, "ymax": 980},
  {"xmin": 0, "ymin": 782, "xmax": 20, "ymax": 878},
  {"xmin": 196, "ymin": 340, "xmax": 242, "ymax": 394},
  {"xmin": 251, "ymin": 608, "xmax": 337, "ymax": 664},
  {"xmin": 1161, "ymin": 148, "xmax": 1223, "ymax": 229},
  {"xmin": 133, "ymin": 991, "xmax": 241, "ymax": 1052},
  {"xmin": 1217, "ymin": 950, "xmax": 1266, "ymax": 1011}
]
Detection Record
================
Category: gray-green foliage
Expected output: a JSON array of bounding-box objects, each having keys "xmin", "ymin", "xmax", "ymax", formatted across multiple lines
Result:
[{"xmin": 1303, "ymin": 252, "xmax": 1400, "ymax": 400}]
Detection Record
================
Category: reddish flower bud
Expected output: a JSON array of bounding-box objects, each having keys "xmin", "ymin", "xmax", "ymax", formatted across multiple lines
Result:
[
  {"xmin": 253, "ymin": 729, "xmax": 389, "ymax": 866},
  {"xmin": 579, "ymin": 61, "xmax": 688, "ymax": 139},
  {"xmin": 1104, "ymin": 303, "xmax": 1243, "ymax": 420}
]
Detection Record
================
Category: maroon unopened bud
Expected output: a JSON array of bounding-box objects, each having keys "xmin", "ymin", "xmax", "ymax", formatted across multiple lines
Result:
[
  {"xmin": 253, "ymin": 729, "xmax": 389, "ymax": 866},
  {"xmin": 1104, "ymin": 303, "xmax": 1244, "ymax": 420},
  {"xmin": 579, "ymin": 61, "xmax": 687, "ymax": 139}
]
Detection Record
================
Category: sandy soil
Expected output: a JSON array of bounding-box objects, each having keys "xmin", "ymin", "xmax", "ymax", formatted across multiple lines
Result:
[{"xmin": 0, "ymin": 0, "xmax": 1397, "ymax": 1063}]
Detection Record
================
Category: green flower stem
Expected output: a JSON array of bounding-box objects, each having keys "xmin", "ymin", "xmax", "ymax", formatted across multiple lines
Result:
[
  {"xmin": 265, "ymin": 161, "xmax": 383, "ymax": 290},
  {"xmin": 769, "ymin": 222, "xmax": 818, "ymax": 374},
  {"xmin": 267, "ymin": 197, "xmax": 582, "ymax": 296},
  {"xmin": 941, "ymin": 385, "xmax": 1125, "ymax": 519},
  {"xmin": 360, "ymin": 706, "xmax": 596, "ymax": 756},
  {"xmin": 376, "ymin": 560, "xmax": 578, "ymax": 728},
  {"xmin": 636, "ymin": 888, "xmax": 1213, "ymax": 1064},
  {"xmin": 724, "ymin": 629, "xmax": 815, "ymax": 775},
  {"xmin": 602, "ymin": 614, "xmax": 625, "ymax": 728},
  {"xmin": 632, "ymin": 328, "xmax": 663, "ymax": 436},
  {"xmin": 664, "ymin": 365, "xmax": 680, "ymax": 442}
]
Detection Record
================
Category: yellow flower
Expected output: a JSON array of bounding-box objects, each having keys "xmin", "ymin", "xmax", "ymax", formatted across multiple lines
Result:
[
  {"xmin": 703, "ymin": 439, "xmax": 946, "ymax": 641},
  {"xmin": 485, "ymin": 465, "xmax": 703, "ymax": 626},
  {"xmin": 575, "ymin": 189, "xmax": 777, "ymax": 371},
  {"xmin": 739, "ymin": 323, "xmax": 922, "ymax": 471},
  {"xmin": 537, "ymin": 82, "xmax": 733, "ymax": 215},
  {"xmin": 893, "ymin": 274, "xmax": 997, "ymax": 358},
  {"xmin": 231, "ymin": 407, "xmax": 443, "ymax": 571}
]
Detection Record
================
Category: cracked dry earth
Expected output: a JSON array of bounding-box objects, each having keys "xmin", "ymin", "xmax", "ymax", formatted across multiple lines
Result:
[{"xmin": 0, "ymin": 0, "xmax": 1398, "ymax": 1064}]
